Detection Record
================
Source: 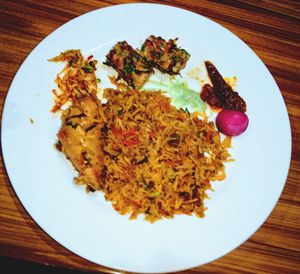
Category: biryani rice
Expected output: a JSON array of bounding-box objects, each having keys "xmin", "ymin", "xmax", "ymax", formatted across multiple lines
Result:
[{"xmin": 94, "ymin": 89, "xmax": 231, "ymax": 222}]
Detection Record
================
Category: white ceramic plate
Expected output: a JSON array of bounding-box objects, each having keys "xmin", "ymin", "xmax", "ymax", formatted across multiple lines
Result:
[{"xmin": 1, "ymin": 3, "xmax": 291, "ymax": 273}]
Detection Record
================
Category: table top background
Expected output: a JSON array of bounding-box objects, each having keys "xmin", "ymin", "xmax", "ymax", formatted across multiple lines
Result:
[{"xmin": 0, "ymin": 0, "xmax": 299, "ymax": 273}]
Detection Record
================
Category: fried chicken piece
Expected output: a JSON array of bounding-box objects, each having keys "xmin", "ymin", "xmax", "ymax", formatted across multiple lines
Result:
[
  {"xmin": 140, "ymin": 35, "xmax": 190, "ymax": 75},
  {"xmin": 104, "ymin": 41, "xmax": 153, "ymax": 89},
  {"xmin": 57, "ymin": 95, "xmax": 106, "ymax": 191}
]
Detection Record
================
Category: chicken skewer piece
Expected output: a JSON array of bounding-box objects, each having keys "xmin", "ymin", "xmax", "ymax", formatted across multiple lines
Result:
[
  {"xmin": 140, "ymin": 35, "xmax": 190, "ymax": 75},
  {"xmin": 104, "ymin": 41, "xmax": 153, "ymax": 89}
]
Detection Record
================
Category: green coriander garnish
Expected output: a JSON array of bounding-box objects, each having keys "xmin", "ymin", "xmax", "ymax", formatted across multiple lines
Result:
[
  {"xmin": 123, "ymin": 64, "xmax": 135, "ymax": 74},
  {"xmin": 82, "ymin": 64, "xmax": 94, "ymax": 73}
]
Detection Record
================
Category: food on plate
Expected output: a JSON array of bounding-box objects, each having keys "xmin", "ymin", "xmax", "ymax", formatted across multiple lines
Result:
[
  {"xmin": 104, "ymin": 41, "xmax": 153, "ymax": 89},
  {"xmin": 200, "ymin": 61, "xmax": 247, "ymax": 112},
  {"xmin": 57, "ymin": 95, "xmax": 106, "ymax": 191},
  {"xmin": 216, "ymin": 109, "xmax": 249, "ymax": 136},
  {"xmin": 104, "ymin": 36, "xmax": 190, "ymax": 89},
  {"xmin": 49, "ymin": 49, "xmax": 98, "ymax": 112},
  {"xmin": 200, "ymin": 61, "xmax": 249, "ymax": 136},
  {"xmin": 140, "ymin": 35, "xmax": 190, "ymax": 75},
  {"xmin": 56, "ymin": 87, "xmax": 231, "ymax": 222},
  {"xmin": 143, "ymin": 78, "xmax": 206, "ymax": 113},
  {"xmin": 100, "ymin": 89, "xmax": 231, "ymax": 222},
  {"xmin": 50, "ymin": 49, "xmax": 232, "ymax": 222},
  {"xmin": 50, "ymin": 45, "xmax": 243, "ymax": 222}
]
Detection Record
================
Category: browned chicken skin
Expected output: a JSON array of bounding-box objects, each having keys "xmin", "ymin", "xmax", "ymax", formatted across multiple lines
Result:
[{"xmin": 58, "ymin": 96, "xmax": 105, "ymax": 191}]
